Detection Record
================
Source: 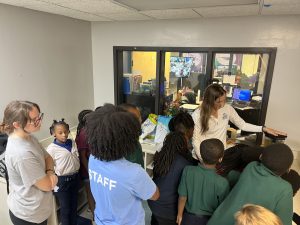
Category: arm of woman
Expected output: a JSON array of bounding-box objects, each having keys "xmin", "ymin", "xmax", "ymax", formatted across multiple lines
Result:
[
  {"xmin": 228, "ymin": 105, "xmax": 262, "ymax": 132},
  {"xmin": 262, "ymin": 126, "xmax": 287, "ymax": 136},
  {"xmin": 192, "ymin": 109, "xmax": 202, "ymax": 160},
  {"xmin": 45, "ymin": 153, "xmax": 55, "ymax": 172},
  {"xmin": 132, "ymin": 168, "xmax": 160, "ymax": 201},
  {"xmin": 34, "ymin": 172, "xmax": 58, "ymax": 191},
  {"xmin": 16, "ymin": 154, "xmax": 58, "ymax": 192},
  {"xmin": 149, "ymin": 187, "xmax": 160, "ymax": 200},
  {"xmin": 228, "ymin": 105, "xmax": 287, "ymax": 136},
  {"xmin": 35, "ymin": 153, "xmax": 58, "ymax": 191}
]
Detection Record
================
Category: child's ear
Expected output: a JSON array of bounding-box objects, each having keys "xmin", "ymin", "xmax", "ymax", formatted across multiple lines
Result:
[{"xmin": 12, "ymin": 121, "xmax": 21, "ymax": 129}]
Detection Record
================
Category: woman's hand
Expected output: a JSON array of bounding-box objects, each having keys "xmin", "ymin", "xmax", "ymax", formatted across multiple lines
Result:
[
  {"xmin": 263, "ymin": 126, "xmax": 287, "ymax": 137},
  {"xmin": 47, "ymin": 171, "xmax": 58, "ymax": 189}
]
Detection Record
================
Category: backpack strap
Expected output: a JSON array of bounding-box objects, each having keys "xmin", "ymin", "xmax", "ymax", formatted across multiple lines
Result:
[{"xmin": 5, "ymin": 165, "xmax": 9, "ymax": 194}]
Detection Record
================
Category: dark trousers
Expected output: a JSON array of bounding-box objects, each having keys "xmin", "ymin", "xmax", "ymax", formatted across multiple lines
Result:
[
  {"xmin": 54, "ymin": 173, "xmax": 79, "ymax": 225},
  {"xmin": 151, "ymin": 214, "xmax": 177, "ymax": 225},
  {"xmin": 293, "ymin": 212, "xmax": 300, "ymax": 225},
  {"xmin": 181, "ymin": 211, "xmax": 210, "ymax": 225},
  {"xmin": 9, "ymin": 211, "xmax": 47, "ymax": 225}
]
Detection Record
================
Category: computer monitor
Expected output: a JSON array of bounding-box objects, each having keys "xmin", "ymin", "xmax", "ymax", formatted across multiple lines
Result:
[
  {"xmin": 170, "ymin": 56, "xmax": 194, "ymax": 77},
  {"xmin": 232, "ymin": 88, "xmax": 252, "ymax": 102}
]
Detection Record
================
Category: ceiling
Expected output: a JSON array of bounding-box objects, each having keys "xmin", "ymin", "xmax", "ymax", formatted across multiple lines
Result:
[{"xmin": 0, "ymin": 0, "xmax": 300, "ymax": 22}]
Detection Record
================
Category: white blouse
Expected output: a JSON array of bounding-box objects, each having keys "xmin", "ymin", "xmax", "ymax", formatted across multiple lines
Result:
[
  {"xmin": 46, "ymin": 140, "xmax": 80, "ymax": 176},
  {"xmin": 192, "ymin": 104, "xmax": 262, "ymax": 160}
]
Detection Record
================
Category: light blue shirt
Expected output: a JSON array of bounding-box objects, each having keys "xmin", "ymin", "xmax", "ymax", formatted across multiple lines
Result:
[{"xmin": 89, "ymin": 156, "xmax": 156, "ymax": 225}]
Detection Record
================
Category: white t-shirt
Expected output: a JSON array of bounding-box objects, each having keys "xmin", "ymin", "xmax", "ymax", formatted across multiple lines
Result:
[
  {"xmin": 47, "ymin": 140, "xmax": 80, "ymax": 176},
  {"xmin": 192, "ymin": 104, "xmax": 262, "ymax": 160},
  {"xmin": 5, "ymin": 135, "xmax": 53, "ymax": 223}
]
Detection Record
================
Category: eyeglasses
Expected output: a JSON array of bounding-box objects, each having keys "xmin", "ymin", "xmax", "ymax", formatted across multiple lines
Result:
[{"xmin": 28, "ymin": 113, "xmax": 44, "ymax": 127}]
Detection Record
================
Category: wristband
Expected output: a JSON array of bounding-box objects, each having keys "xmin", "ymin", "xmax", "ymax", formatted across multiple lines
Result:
[{"xmin": 46, "ymin": 169, "xmax": 54, "ymax": 173}]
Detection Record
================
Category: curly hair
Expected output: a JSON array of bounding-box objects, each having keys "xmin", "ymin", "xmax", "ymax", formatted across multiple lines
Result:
[
  {"xmin": 200, "ymin": 138, "xmax": 224, "ymax": 165},
  {"xmin": 261, "ymin": 143, "xmax": 293, "ymax": 176},
  {"xmin": 76, "ymin": 109, "xmax": 93, "ymax": 136},
  {"xmin": 85, "ymin": 104, "xmax": 141, "ymax": 161},
  {"xmin": 49, "ymin": 119, "xmax": 70, "ymax": 135},
  {"xmin": 153, "ymin": 132, "xmax": 191, "ymax": 178},
  {"xmin": 168, "ymin": 110, "xmax": 194, "ymax": 133}
]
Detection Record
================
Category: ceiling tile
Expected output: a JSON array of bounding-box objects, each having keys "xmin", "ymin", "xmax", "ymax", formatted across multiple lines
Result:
[
  {"xmin": 2, "ymin": 0, "xmax": 299, "ymax": 21},
  {"xmin": 113, "ymin": 0, "xmax": 258, "ymax": 11},
  {"xmin": 263, "ymin": 0, "xmax": 300, "ymax": 5},
  {"xmin": 194, "ymin": 4, "xmax": 259, "ymax": 17},
  {"xmin": 0, "ymin": 0, "xmax": 36, "ymax": 7},
  {"xmin": 43, "ymin": 0, "xmax": 134, "ymax": 14},
  {"xmin": 13, "ymin": 0, "xmax": 111, "ymax": 21},
  {"xmin": 141, "ymin": 9, "xmax": 201, "ymax": 20},
  {"xmin": 261, "ymin": 3, "xmax": 300, "ymax": 15},
  {"xmin": 63, "ymin": 11, "xmax": 112, "ymax": 21},
  {"xmin": 101, "ymin": 11, "xmax": 152, "ymax": 21}
]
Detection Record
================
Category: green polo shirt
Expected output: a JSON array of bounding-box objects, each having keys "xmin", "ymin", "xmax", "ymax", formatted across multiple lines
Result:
[
  {"xmin": 207, "ymin": 161, "xmax": 293, "ymax": 225},
  {"xmin": 178, "ymin": 165, "xmax": 230, "ymax": 216},
  {"xmin": 125, "ymin": 142, "xmax": 144, "ymax": 168}
]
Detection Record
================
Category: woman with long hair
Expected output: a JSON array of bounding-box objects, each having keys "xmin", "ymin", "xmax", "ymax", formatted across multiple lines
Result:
[{"xmin": 192, "ymin": 84, "xmax": 286, "ymax": 173}]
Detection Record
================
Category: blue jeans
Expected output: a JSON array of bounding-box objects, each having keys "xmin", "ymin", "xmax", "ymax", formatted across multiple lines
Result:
[{"xmin": 54, "ymin": 173, "xmax": 79, "ymax": 225}]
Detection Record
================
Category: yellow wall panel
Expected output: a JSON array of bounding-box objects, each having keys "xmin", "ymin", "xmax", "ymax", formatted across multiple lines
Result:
[
  {"xmin": 132, "ymin": 51, "xmax": 156, "ymax": 82},
  {"xmin": 241, "ymin": 55, "xmax": 259, "ymax": 76}
]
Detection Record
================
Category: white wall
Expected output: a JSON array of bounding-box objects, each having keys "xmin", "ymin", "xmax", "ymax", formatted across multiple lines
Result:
[
  {"xmin": 0, "ymin": 4, "xmax": 94, "ymax": 140},
  {"xmin": 91, "ymin": 15, "xmax": 300, "ymax": 152}
]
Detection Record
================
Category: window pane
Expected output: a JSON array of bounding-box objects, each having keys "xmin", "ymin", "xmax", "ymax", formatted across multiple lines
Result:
[
  {"xmin": 213, "ymin": 53, "xmax": 270, "ymax": 126},
  {"xmin": 122, "ymin": 51, "xmax": 157, "ymax": 121},
  {"xmin": 163, "ymin": 52, "xmax": 207, "ymax": 115}
]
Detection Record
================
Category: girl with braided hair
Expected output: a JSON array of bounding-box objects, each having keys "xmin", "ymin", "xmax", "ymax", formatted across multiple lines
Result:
[
  {"xmin": 47, "ymin": 119, "xmax": 80, "ymax": 225},
  {"xmin": 148, "ymin": 111, "xmax": 196, "ymax": 225}
]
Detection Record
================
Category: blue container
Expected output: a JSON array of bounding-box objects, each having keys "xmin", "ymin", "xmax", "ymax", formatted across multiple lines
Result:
[{"xmin": 123, "ymin": 77, "xmax": 131, "ymax": 94}]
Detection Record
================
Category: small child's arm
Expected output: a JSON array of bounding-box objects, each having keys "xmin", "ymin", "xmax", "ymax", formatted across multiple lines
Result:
[{"xmin": 177, "ymin": 196, "xmax": 187, "ymax": 225}]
